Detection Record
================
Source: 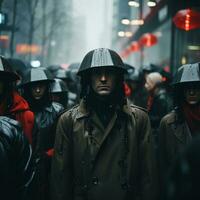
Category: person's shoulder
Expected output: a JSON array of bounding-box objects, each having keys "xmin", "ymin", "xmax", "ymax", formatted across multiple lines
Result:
[
  {"xmin": 130, "ymin": 104, "xmax": 148, "ymax": 115},
  {"xmin": 52, "ymin": 102, "xmax": 65, "ymax": 113},
  {"xmin": 59, "ymin": 104, "xmax": 80, "ymax": 121},
  {"xmin": 0, "ymin": 116, "xmax": 22, "ymax": 139},
  {"xmin": 160, "ymin": 110, "xmax": 177, "ymax": 124},
  {"xmin": 22, "ymin": 110, "xmax": 34, "ymax": 122}
]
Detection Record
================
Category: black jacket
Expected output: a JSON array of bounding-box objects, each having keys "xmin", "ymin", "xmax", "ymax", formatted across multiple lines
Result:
[
  {"xmin": 33, "ymin": 102, "xmax": 64, "ymax": 153},
  {"xmin": 32, "ymin": 102, "xmax": 64, "ymax": 200},
  {"xmin": 149, "ymin": 88, "xmax": 172, "ymax": 129},
  {"xmin": 0, "ymin": 116, "xmax": 33, "ymax": 200}
]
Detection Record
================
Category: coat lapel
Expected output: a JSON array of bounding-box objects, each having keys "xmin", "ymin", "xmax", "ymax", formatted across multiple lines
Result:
[{"xmin": 172, "ymin": 122, "xmax": 188, "ymax": 144}]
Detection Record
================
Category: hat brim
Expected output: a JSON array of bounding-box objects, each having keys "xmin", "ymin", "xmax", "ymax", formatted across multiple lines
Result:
[{"xmin": 0, "ymin": 71, "xmax": 20, "ymax": 81}]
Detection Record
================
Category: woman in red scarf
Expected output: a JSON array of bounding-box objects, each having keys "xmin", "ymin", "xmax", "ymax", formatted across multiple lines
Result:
[
  {"xmin": 0, "ymin": 56, "xmax": 34, "ymax": 144},
  {"xmin": 158, "ymin": 62, "xmax": 200, "ymax": 198}
]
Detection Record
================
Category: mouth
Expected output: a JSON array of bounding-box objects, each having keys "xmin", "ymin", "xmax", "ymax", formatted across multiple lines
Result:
[{"xmin": 98, "ymin": 85, "xmax": 109, "ymax": 88}]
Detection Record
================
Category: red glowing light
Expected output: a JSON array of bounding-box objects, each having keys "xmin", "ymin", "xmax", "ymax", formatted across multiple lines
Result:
[
  {"xmin": 130, "ymin": 41, "xmax": 140, "ymax": 52},
  {"xmin": 173, "ymin": 9, "xmax": 200, "ymax": 31},
  {"xmin": 139, "ymin": 33, "xmax": 158, "ymax": 47}
]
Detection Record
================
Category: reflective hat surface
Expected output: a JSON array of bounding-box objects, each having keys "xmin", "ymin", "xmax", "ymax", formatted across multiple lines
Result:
[
  {"xmin": 77, "ymin": 48, "xmax": 127, "ymax": 76},
  {"xmin": 172, "ymin": 63, "xmax": 200, "ymax": 86},
  {"xmin": 21, "ymin": 67, "xmax": 54, "ymax": 86}
]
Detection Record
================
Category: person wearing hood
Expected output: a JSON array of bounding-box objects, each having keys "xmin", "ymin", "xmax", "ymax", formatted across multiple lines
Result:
[
  {"xmin": 20, "ymin": 67, "xmax": 64, "ymax": 200},
  {"xmin": 0, "ymin": 56, "xmax": 34, "ymax": 144},
  {"xmin": 158, "ymin": 62, "xmax": 200, "ymax": 197},
  {"xmin": 124, "ymin": 64, "xmax": 147, "ymax": 108},
  {"xmin": 0, "ymin": 116, "xmax": 34, "ymax": 200},
  {"xmin": 51, "ymin": 48, "xmax": 158, "ymax": 200},
  {"xmin": 145, "ymin": 72, "xmax": 172, "ymax": 160},
  {"xmin": 50, "ymin": 78, "xmax": 68, "ymax": 109},
  {"xmin": 145, "ymin": 72, "xmax": 172, "ymax": 128}
]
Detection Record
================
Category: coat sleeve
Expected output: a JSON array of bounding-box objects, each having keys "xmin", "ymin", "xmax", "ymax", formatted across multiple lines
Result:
[
  {"xmin": 14, "ymin": 128, "xmax": 34, "ymax": 200},
  {"xmin": 135, "ymin": 109, "xmax": 158, "ymax": 200},
  {"xmin": 158, "ymin": 116, "xmax": 170, "ymax": 195},
  {"xmin": 50, "ymin": 111, "xmax": 74, "ymax": 200}
]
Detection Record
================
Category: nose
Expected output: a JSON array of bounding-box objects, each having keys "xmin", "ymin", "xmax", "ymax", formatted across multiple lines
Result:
[
  {"xmin": 189, "ymin": 89, "xmax": 195, "ymax": 95},
  {"xmin": 36, "ymin": 87, "xmax": 41, "ymax": 93},
  {"xmin": 100, "ymin": 73, "xmax": 107, "ymax": 82}
]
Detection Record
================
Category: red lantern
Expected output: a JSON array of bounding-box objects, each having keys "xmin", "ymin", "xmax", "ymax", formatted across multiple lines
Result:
[
  {"xmin": 173, "ymin": 9, "xmax": 200, "ymax": 31},
  {"xmin": 139, "ymin": 33, "xmax": 158, "ymax": 47},
  {"xmin": 130, "ymin": 41, "xmax": 140, "ymax": 52},
  {"xmin": 120, "ymin": 49, "xmax": 130, "ymax": 58}
]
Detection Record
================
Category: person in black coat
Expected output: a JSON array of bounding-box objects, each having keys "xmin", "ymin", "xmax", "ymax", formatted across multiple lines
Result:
[
  {"xmin": 20, "ymin": 67, "xmax": 64, "ymax": 200},
  {"xmin": 0, "ymin": 116, "xmax": 33, "ymax": 200}
]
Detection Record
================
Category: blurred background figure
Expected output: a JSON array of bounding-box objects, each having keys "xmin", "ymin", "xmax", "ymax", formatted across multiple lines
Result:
[
  {"xmin": 7, "ymin": 58, "xmax": 30, "ymax": 86},
  {"xmin": 51, "ymin": 78, "xmax": 68, "ymax": 109},
  {"xmin": 47, "ymin": 65, "xmax": 61, "ymax": 78},
  {"xmin": 165, "ymin": 135, "xmax": 200, "ymax": 200},
  {"xmin": 20, "ymin": 67, "xmax": 64, "ymax": 200},
  {"xmin": 145, "ymin": 72, "xmax": 172, "ymax": 129},
  {"xmin": 142, "ymin": 63, "xmax": 160, "ymax": 79},
  {"xmin": 145, "ymin": 72, "xmax": 172, "ymax": 154},
  {"xmin": 65, "ymin": 62, "xmax": 80, "ymax": 107},
  {"xmin": 159, "ymin": 63, "xmax": 200, "ymax": 197},
  {"xmin": 124, "ymin": 63, "xmax": 147, "ymax": 108}
]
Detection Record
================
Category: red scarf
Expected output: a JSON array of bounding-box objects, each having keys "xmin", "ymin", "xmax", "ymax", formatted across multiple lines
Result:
[
  {"xmin": 183, "ymin": 102, "xmax": 200, "ymax": 134},
  {"xmin": 124, "ymin": 82, "xmax": 132, "ymax": 97},
  {"xmin": 147, "ymin": 95, "xmax": 154, "ymax": 112}
]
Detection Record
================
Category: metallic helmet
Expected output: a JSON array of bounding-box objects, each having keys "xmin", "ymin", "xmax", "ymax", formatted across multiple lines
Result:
[
  {"xmin": 55, "ymin": 69, "xmax": 67, "ymax": 80},
  {"xmin": 51, "ymin": 78, "xmax": 68, "ymax": 93},
  {"xmin": 47, "ymin": 65, "xmax": 61, "ymax": 78},
  {"xmin": 77, "ymin": 48, "xmax": 127, "ymax": 76},
  {"xmin": 172, "ymin": 63, "xmax": 200, "ymax": 86},
  {"xmin": 0, "ymin": 56, "xmax": 20, "ymax": 81},
  {"xmin": 21, "ymin": 67, "xmax": 54, "ymax": 86}
]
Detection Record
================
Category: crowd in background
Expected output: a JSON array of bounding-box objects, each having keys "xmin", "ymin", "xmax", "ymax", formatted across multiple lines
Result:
[{"xmin": 0, "ymin": 48, "xmax": 200, "ymax": 200}]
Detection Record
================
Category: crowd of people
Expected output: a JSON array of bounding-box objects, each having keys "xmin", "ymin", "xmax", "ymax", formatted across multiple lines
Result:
[{"xmin": 0, "ymin": 48, "xmax": 200, "ymax": 200}]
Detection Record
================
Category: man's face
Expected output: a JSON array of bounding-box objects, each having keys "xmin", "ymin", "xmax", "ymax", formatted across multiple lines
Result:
[
  {"xmin": 184, "ymin": 86, "xmax": 200, "ymax": 105},
  {"xmin": 91, "ymin": 68, "xmax": 118, "ymax": 96},
  {"xmin": 31, "ymin": 82, "xmax": 47, "ymax": 100}
]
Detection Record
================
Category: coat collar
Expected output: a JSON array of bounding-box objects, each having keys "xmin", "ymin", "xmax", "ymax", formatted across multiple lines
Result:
[
  {"xmin": 76, "ymin": 98, "xmax": 133, "ymax": 120},
  {"xmin": 167, "ymin": 111, "xmax": 191, "ymax": 144},
  {"xmin": 75, "ymin": 99, "xmax": 90, "ymax": 119},
  {"xmin": 121, "ymin": 99, "xmax": 133, "ymax": 116}
]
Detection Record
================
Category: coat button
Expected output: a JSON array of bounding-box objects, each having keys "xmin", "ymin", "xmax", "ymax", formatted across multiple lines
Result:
[{"xmin": 92, "ymin": 176, "xmax": 99, "ymax": 185}]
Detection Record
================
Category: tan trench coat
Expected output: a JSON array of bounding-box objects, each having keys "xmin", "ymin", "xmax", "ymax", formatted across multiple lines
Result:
[{"xmin": 51, "ymin": 99, "xmax": 158, "ymax": 200}]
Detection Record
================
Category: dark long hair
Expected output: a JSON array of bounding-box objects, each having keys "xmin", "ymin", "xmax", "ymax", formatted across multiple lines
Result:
[
  {"xmin": 0, "ymin": 80, "xmax": 14, "ymax": 114},
  {"xmin": 172, "ymin": 82, "xmax": 200, "ymax": 123},
  {"xmin": 79, "ymin": 71, "xmax": 126, "ymax": 110},
  {"xmin": 22, "ymin": 81, "xmax": 52, "ymax": 111}
]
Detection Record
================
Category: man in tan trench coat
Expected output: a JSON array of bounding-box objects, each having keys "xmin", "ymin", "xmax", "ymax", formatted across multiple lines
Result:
[{"xmin": 51, "ymin": 48, "xmax": 158, "ymax": 200}]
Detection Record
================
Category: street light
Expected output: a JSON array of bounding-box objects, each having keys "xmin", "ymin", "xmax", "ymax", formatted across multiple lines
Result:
[
  {"xmin": 118, "ymin": 31, "xmax": 125, "ymax": 37},
  {"xmin": 147, "ymin": 0, "xmax": 157, "ymax": 7},
  {"xmin": 118, "ymin": 31, "xmax": 133, "ymax": 38},
  {"xmin": 130, "ymin": 19, "xmax": 144, "ymax": 25},
  {"xmin": 121, "ymin": 18, "xmax": 130, "ymax": 25},
  {"xmin": 0, "ymin": 12, "xmax": 7, "ymax": 25},
  {"xmin": 125, "ymin": 31, "xmax": 133, "ymax": 37},
  {"xmin": 128, "ymin": 0, "xmax": 140, "ymax": 8}
]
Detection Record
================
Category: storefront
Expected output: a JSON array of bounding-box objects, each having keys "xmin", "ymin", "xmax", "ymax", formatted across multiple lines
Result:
[{"xmin": 120, "ymin": 0, "xmax": 200, "ymax": 74}]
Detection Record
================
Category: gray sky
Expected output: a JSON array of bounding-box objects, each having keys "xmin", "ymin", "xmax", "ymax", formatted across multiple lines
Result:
[{"xmin": 73, "ymin": 0, "xmax": 113, "ymax": 57}]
